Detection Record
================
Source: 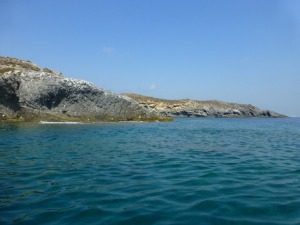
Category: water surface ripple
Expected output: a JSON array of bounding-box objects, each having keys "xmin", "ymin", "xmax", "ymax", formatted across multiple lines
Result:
[{"xmin": 1, "ymin": 118, "xmax": 300, "ymax": 224}]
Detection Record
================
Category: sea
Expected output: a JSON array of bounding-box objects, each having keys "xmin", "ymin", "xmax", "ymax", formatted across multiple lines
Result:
[{"xmin": 1, "ymin": 118, "xmax": 300, "ymax": 225}]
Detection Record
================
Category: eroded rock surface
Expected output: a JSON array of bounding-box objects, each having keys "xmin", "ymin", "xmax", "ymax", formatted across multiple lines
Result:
[
  {"xmin": 0, "ymin": 57, "xmax": 169, "ymax": 122},
  {"xmin": 124, "ymin": 93, "xmax": 287, "ymax": 118}
]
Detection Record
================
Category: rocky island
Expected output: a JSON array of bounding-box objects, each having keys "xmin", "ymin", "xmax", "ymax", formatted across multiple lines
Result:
[
  {"xmin": 0, "ymin": 57, "xmax": 286, "ymax": 122},
  {"xmin": 124, "ymin": 93, "xmax": 286, "ymax": 118},
  {"xmin": 0, "ymin": 57, "xmax": 170, "ymax": 122}
]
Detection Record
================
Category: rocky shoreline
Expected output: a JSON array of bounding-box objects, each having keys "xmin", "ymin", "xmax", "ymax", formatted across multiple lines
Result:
[
  {"xmin": 0, "ymin": 57, "xmax": 286, "ymax": 122},
  {"xmin": 124, "ymin": 93, "xmax": 287, "ymax": 118},
  {"xmin": 0, "ymin": 57, "xmax": 171, "ymax": 122}
]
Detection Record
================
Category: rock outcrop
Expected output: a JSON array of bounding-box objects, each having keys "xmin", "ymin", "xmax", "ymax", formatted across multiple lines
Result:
[
  {"xmin": 124, "ymin": 93, "xmax": 287, "ymax": 118},
  {"xmin": 0, "ymin": 57, "xmax": 170, "ymax": 122},
  {"xmin": 0, "ymin": 56, "xmax": 286, "ymax": 121},
  {"xmin": 0, "ymin": 56, "xmax": 61, "ymax": 76}
]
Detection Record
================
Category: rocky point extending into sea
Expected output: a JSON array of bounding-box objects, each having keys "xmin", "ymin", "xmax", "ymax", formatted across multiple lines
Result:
[
  {"xmin": 0, "ymin": 56, "xmax": 286, "ymax": 122},
  {"xmin": 124, "ymin": 94, "xmax": 287, "ymax": 118}
]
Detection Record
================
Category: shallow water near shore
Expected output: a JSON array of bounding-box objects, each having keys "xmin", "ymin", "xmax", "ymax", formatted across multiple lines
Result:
[{"xmin": 1, "ymin": 118, "xmax": 300, "ymax": 225}]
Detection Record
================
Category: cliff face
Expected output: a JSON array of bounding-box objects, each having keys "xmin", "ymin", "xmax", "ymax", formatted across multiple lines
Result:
[
  {"xmin": 124, "ymin": 94, "xmax": 287, "ymax": 118},
  {"xmin": 0, "ymin": 57, "xmax": 169, "ymax": 122}
]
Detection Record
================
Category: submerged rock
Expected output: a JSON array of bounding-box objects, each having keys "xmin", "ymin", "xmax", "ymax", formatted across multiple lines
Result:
[
  {"xmin": 0, "ymin": 58, "xmax": 170, "ymax": 122},
  {"xmin": 124, "ymin": 93, "xmax": 287, "ymax": 118}
]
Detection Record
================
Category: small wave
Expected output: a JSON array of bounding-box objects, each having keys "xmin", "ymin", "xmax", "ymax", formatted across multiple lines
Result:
[{"xmin": 39, "ymin": 121, "xmax": 84, "ymax": 125}]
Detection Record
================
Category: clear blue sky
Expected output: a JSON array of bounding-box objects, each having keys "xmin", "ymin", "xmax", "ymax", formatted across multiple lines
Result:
[{"xmin": 1, "ymin": 0, "xmax": 299, "ymax": 116}]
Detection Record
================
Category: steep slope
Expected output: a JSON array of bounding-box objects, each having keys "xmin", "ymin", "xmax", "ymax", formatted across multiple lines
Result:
[{"xmin": 124, "ymin": 93, "xmax": 287, "ymax": 118}]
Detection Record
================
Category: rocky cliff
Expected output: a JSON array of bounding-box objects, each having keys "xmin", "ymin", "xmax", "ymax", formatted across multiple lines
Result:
[
  {"xmin": 0, "ymin": 57, "xmax": 170, "ymax": 122},
  {"xmin": 124, "ymin": 93, "xmax": 287, "ymax": 118}
]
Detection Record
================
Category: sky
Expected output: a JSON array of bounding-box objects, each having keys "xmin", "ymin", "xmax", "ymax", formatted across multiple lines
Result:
[{"xmin": 0, "ymin": 0, "xmax": 299, "ymax": 116}]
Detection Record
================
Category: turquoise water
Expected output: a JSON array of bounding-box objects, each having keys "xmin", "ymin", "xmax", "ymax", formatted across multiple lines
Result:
[{"xmin": 1, "ymin": 118, "xmax": 300, "ymax": 225}]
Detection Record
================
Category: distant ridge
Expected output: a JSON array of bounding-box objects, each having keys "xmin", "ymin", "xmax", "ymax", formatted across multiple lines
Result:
[{"xmin": 123, "ymin": 93, "xmax": 287, "ymax": 118}]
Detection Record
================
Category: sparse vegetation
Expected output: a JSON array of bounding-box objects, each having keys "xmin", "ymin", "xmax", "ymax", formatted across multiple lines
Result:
[
  {"xmin": 0, "ymin": 56, "xmax": 62, "ymax": 76},
  {"xmin": 0, "ymin": 56, "xmax": 41, "ymax": 72},
  {"xmin": 43, "ymin": 68, "xmax": 54, "ymax": 73},
  {"xmin": 0, "ymin": 67, "xmax": 15, "ymax": 75}
]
